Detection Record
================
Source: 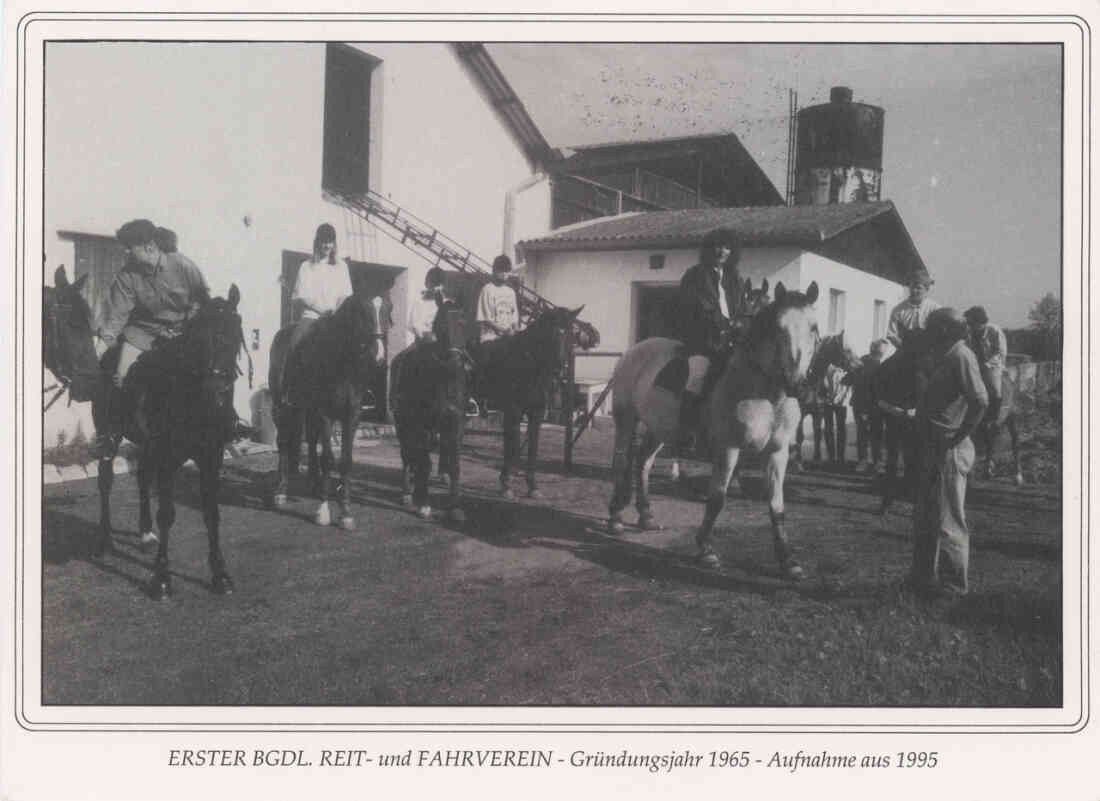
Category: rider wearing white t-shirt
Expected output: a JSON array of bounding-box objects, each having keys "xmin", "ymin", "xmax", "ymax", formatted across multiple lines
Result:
[{"xmin": 476, "ymin": 255, "xmax": 520, "ymax": 344}]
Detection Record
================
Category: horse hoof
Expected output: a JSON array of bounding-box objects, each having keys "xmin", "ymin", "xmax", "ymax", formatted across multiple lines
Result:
[
  {"xmin": 1015, "ymin": 473, "xmax": 1025, "ymax": 487},
  {"xmin": 608, "ymin": 518, "xmax": 625, "ymax": 536},
  {"xmin": 339, "ymin": 516, "xmax": 355, "ymax": 530},
  {"xmin": 447, "ymin": 508, "xmax": 466, "ymax": 524},
  {"xmin": 637, "ymin": 515, "xmax": 662, "ymax": 531},
  {"xmin": 212, "ymin": 575, "xmax": 235, "ymax": 595},
  {"xmin": 150, "ymin": 578, "xmax": 172, "ymax": 600},
  {"xmin": 140, "ymin": 531, "xmax": 159, "ymax": 550},
  {"xmin": 527, "ymin": 488, "xmax": 544, "ymax": 500},
  {"xmin": 417, "ymin": 506, "xmax": 433, "ymax": 520},
  {"xmin": 401, "ymin": 493, "xmax": 415, "ymax": 508},
  {"xmin": 698, "ymin": 550, "xmax": 722, "ymax": 569},
  {"xmin": 314, "ymin": 504, "xmax": 332, "ymax": 527},
  {"xmin": 273, "ymin": 493, "xmax": 288, "ymax": 508},
  {"xmin": 500, "ymin": 486, "xmax": 515, "ymax": 500},
  {"xmin": 783, "ymin": 562, "xmax": 805, "ymax": 581}
]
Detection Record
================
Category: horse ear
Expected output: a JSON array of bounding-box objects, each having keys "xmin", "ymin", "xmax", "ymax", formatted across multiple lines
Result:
[
  {"xmin": 228, "ymin": 284, "xmax": 240, "ymax": 309},
  {"xmin": 570, "ymin": 305, "xmax": 585, "ymax": 318},
  {"xmin": 54, "ymin": 265, "xmax": 68, "ymax": 289},
  {"xmin": 774, "ymin": 282, "xmax": 786, "ymax": 302},
  {"xmin": 805, "ymin": 281, "xmax": 819, "ymax": 304},
  {"xmin": 760, "ymin": 278, "xmax": 769, "ymax": 295},
  {"xmin": 72, "ymin": 273, "xmax": 89, "ymax": 292}
]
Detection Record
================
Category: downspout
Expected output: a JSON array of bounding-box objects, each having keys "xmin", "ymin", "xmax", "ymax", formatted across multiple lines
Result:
[{"xmin": 503, "ymin": 171, "xmax": 548, "ymax": 264}]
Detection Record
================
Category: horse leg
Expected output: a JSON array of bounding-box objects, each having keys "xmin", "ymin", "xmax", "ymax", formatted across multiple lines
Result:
[
  {"xmin": 273, "ymin": 405, "xmax": 296, "ymax": 507},
  {"xmin": 313, "ymin": 416, "xmax": 334, "ymax": 526},
  {"xmin": 150, "ymin": 463, "xmax": 176, "ymax": 600},
  {"xmin": 1008, "ymin": 415, "xmax": 1024, "ymax": 486},
  {"xmin": 399, "ymin": 429, "xmax": 415, "ymax": 508},
  {"xmin": 788, "ymin": 412, "xmax": 806, "ymax": 474},
  {"xmin": 499, "ymin": 404, "xmax": 520, "ymax": 499},
  {"xmin": 306, "ymin": 413, "xmax": 323, "ymax": 499},
  {"xmin": 94, "ymin": 452, "xmax": 115, "ymax": 556},
  {"xmin": 607, "ymin": 409, "xmax": 637, "ymax": 535},
  {"xmin": 766, "ymin": 447, "xmax": 802, "ymax": 580},
  {"xmin": 336, "ymin": 410, "xmax": 356, "ymax": 530},
  {"xmin": 137, "ymin": 450, "xmax": 159, "ymax": 550},
  {"xmin": 441, "ymin": 414, "xmax": 466, "ymax": 524},
  {"xmin": 811, "ymin": 407, "xmax": 824, "ymax": 463},
  {"xmin": 412, "ymin": 444, "xmax": 432, "ymax": 520},
  {"xmin": 635, "ymin": 431, "xmax": 664, "ymax": 531},
  {"xmin": 695, "ymin": 447, "xmax": 740, "ymax": 568},
  {"xmin": 879, "ymin": 419, "xmax": 899, "ymax": 516},
  {"xmin": 200, "ymin": 450, "xmax": 233, "ymax": 594},
  {"xmin": 525, "ymin": 404, "xmax": 545, "ymax": 499}
]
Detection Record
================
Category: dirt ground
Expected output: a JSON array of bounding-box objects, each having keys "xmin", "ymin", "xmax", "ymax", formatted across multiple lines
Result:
[{"xmin": 40, "ymin": 420, "xmax": 1063, "ymax": 707}]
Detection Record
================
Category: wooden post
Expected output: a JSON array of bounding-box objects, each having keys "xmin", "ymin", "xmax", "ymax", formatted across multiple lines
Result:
[{"xmin": 563, "ymin": 325, "xmax": 576, "ymax": 473}]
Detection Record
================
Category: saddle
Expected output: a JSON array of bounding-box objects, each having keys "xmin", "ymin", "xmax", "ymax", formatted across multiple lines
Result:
[{"xmin": 653, "ymin": 339, "xmax": 734, "ymax": 399}]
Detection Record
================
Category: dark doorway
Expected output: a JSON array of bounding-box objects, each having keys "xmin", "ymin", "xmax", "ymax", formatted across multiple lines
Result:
[
  {"xmin": 635, "ymin": 283, "xmax": 680, "ymax": 342},
  {"xmin": 280, "ymin": 250, "xmax": 404, "ymax": 422}
]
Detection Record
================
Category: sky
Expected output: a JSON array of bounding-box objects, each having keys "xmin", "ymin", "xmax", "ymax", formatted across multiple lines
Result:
[{"xmin": 489, "ymin": 43, "xmax": 1062, "ymax": 329}]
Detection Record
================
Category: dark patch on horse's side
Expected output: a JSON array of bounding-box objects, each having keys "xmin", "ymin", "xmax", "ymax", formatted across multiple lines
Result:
[{"xmin": 653, "ymin": 357, "xmax": 689, "ymax": 395}]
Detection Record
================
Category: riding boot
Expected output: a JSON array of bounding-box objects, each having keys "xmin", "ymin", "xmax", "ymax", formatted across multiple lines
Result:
[{"xmin": 678, "ymin": 390, "xmax": 703, "ymax": 455}]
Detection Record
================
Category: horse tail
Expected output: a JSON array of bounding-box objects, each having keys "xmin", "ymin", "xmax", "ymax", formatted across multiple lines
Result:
[{"xmin": 269, "ymin": 327, "xmax": 291, "ymax": 404}]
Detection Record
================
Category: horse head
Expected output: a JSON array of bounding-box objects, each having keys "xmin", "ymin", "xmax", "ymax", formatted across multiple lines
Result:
[
  {"xmin": 808, "ymin": 329, "xmax": 863, "ymax": 385},
  {"xmin": 334, "ymin": 292, "xmax": 386, "ymax": 372},
  {"xmin": 44, "ymin": 266, "xmax": 99, "ymax": 400},
  {"xmin": 748, "ymin": 281, "xmax": 820, "ymax": 395},
  {"xmin": 740, "ymin": 277, "xmax": 771, "ymax": 316},
  {"xmin": 182, "ymin": 283, "xmax": 245, "ymax": 411},
  {"xmin": 530, "ymin": 305, "xmax": 584, "ymax": 375}
]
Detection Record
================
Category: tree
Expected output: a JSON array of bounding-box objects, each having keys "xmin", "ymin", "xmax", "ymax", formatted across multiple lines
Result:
[{"xmin": 1028, "ymin": 292, "xmax": 1062, "ymax": 333}]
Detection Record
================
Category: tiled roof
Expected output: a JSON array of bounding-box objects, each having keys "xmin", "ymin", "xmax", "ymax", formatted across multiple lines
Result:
[{"xmin": 519, "ymin": 201, "xmax": 898, "ymax": 252}]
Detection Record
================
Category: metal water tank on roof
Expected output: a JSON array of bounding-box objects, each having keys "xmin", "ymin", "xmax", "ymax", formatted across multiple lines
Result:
[{"xmin": 795, "ymin": 86, "xmax": 885, "ymax": 205}]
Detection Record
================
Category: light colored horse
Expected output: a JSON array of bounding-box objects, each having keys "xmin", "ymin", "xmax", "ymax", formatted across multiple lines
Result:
[{"xmin": 606, "ymin": 281, "xmax": 821, "ymax": 580}]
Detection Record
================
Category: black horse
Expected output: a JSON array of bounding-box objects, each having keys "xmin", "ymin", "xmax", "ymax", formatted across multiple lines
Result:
[
  {"xmin": 472, "ymin": 305, "xmax": 584, "ymax": 499},
  {"xmin": 390, "ymin": 302, "xmax": 472, "ymax": 522},
  {"xmin": 269, "ymin": 293, "xmax": 385, "ymax": 529},
  {"xmin": 44, "ymin": 266, "xmax": 247, "ymax": 599}
]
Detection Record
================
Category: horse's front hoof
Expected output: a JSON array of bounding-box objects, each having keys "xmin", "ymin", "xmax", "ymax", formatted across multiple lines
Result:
[
  {"xmin": 637, "ymin": 514, "xmax": 662, "ymax": 531},
  {"xmin": 447, "ymin": 508, "xmax": 466, "ymax": 524},
  {"xmin": 500, "ymin": 486, "xmax": 515, "ymax": 500},
  {"xmin": 1014, "ymin": 473, "xmax": 1025, "ymax": 487},
  {"xmin": 417, "ymin": 506, "xmax": 433, "ymax": 520},
  {"xmin": 314, "ymin": 503, "xmax": 332, "ymax": 527},
  {"xmin": 339, "ymin": 516, "xmax": 356, "ymax": 530},
  {"xmin": 782, "ymin": 562, "xmax": 805, "ymax": 582},
  {"xmin": 608, "ymin": 518, "xmax": 625, "ymax": 536},
  {"xmin": 401, "ymin": 493, "xmax": 415, "ymax": 509},
  {"xmin": 140, "ymin": 531, "xmax": 159, "ymax": 551},
  {"xmin": 149, "ymin": 577, "xmax": 173, "ymax": 600},
  {"xmin": 212, "ymin": 574, "xmax": 235, "ymax": 595},
  {"xmin": 697, "ymin": 549, "xmax": 722, "ymax": 569},
  {"xmin": 273, "ymin": 493, "xmax": 288, "ymax": 508},
  {"xmin": 527, "ymin": 488, "xmax": 544, "ymax": 500}
]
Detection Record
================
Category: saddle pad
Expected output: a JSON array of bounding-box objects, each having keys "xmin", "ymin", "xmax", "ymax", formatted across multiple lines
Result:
[{"xmin": 653, "ymin": 356, "xmax": 689, "ymax": 396}]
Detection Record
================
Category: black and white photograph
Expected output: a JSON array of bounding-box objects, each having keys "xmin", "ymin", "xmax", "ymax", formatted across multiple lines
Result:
[{"xmin": 4, "ymin": 6, "xmax": 1094, "ymax": 800}]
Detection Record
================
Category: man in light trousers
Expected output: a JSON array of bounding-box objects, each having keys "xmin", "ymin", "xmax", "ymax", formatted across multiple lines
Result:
[{"xmin": 910, "ymin": 307, "xmax": 988, "ymax": 598}]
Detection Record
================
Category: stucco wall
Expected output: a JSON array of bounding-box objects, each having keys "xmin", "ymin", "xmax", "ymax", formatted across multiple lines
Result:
[
  {"xmin": 44, "ymin": 41, "xmax": 539, "ymax": 440},
  {"xmin": 799, "ymin": 251, "xmax": 906, "ymax": 357},
  {"xmin": 527, "ymin": 245, "xmax": 803, "ymax": 384}
]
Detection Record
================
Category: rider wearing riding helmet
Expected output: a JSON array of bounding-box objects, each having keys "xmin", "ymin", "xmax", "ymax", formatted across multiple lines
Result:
[
  {"xmin": 676, "ymin": 226, "xmax": 743, "ymax": 439},
  {"xmin": 93, "ymin": 218, "xmax": 210, "ymax": 454}
]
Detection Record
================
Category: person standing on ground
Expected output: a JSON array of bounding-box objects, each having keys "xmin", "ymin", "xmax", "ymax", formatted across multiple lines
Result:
[
  {"xmin": 909, "ymin": 307, "xmax": 988, "ymax": 598},
  {"xmin": 964, "ymin": 305, "xmax": 1008, "ymax": 430}
]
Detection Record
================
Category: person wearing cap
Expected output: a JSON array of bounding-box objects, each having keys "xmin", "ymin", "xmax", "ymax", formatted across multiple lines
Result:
[
  {"xmin": 476, "ymin": 255, "xmax": 520, "ymax": 346},
  {"xmin": 886, "ymin": 269, "xmax": 940, "ymax": 349},
  {"xmin": 92, "ymin": 218, "xmax": 210, "ymax": 456},
  {"xmin": 408, "ymin": 266, "xmax": 450, "ymax": 345},
  {"xmin": 910, "ymin": 307, "xmax": 988, "ymax": 599},
  {"xmin": 674, "ymin": 227, "xmax": 743, "ymax": 442},
  {"xmin": 964, "ymin": 305, "xmax": 1007, "ymax": 428}
]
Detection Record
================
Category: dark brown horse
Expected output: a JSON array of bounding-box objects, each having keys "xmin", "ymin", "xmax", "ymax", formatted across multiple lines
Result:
[
  {"xmin": 472, "ymin": 304, "xmax": 585, "ymax": 499},
  {"xmin": 269, "ymin": 294, "xmax": 385, "ymax": 529},
  {"xmin": 390, "ymin": 301, "xmax": 472, "ymax": 522},
  {"xmin": 44, "ymin": 266, "xmax": 247, "ymax": 599}
]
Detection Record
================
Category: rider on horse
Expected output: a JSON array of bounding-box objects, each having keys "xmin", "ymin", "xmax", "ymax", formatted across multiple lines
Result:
[
  {"xmin": 93, "ymin": 218, "xmax": 210, "ymax": 456},
  {"xmin": 675, "ymin": 227, "xmax": 744, "ymax": 445},
  {"xmin": 963, "ymin": 305, "xmax": 1007, "ymax": 431},
  {"xmin": 279, "ymin": 223, "xmax": 355, "ymax": 406}
]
